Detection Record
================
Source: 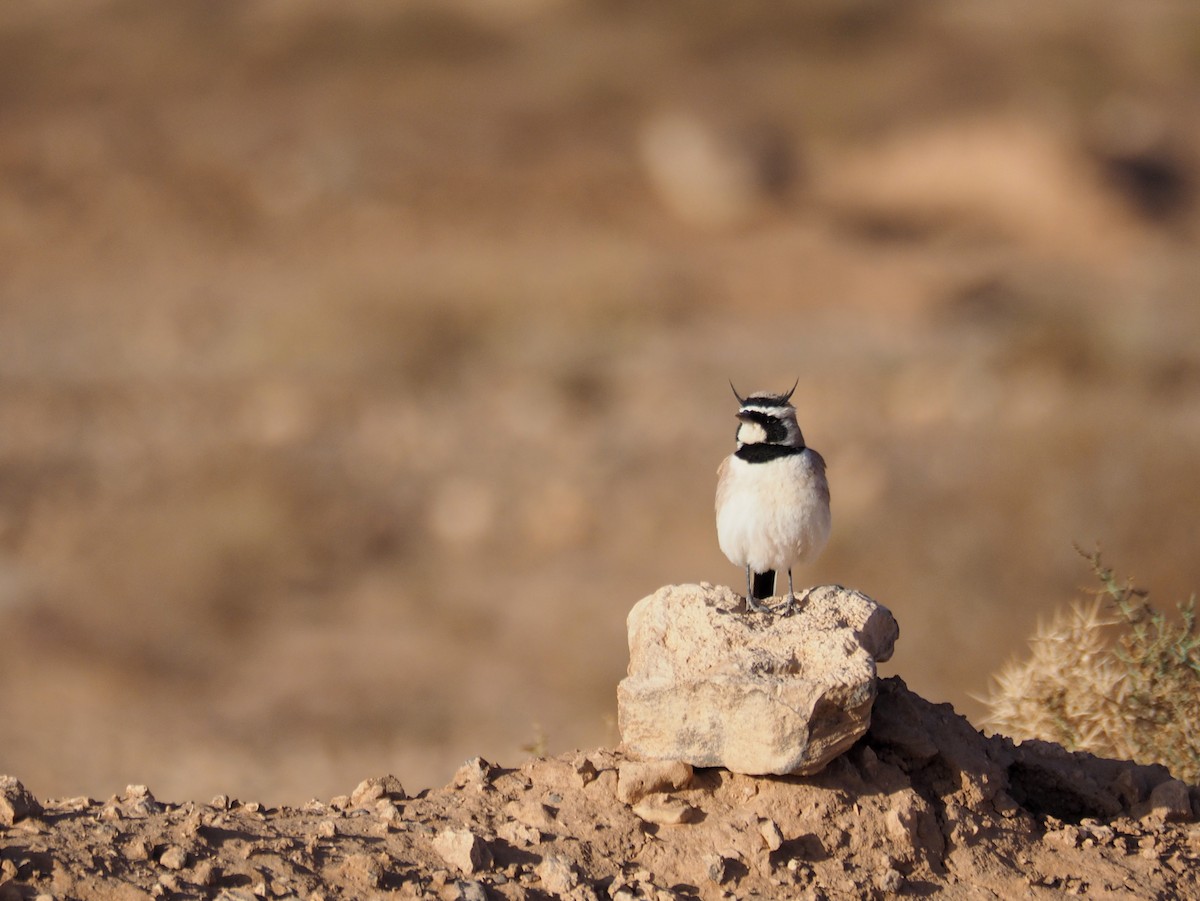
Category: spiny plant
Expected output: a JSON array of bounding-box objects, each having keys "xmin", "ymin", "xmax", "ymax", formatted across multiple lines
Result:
[{"xmin": 983, "ymin": 546, "xmax": 1200, "ymax": 785}]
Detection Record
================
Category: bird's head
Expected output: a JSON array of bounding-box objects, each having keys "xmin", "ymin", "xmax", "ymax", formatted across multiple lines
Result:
[{"xmin": 730, "ymin": 380, "xmax": 805, "ymax": 448}]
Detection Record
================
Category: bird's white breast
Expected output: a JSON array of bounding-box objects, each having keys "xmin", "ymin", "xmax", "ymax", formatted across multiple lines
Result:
[{"xmin": 716, "ymin": 450, "xmax": 831, "ymax": 574}]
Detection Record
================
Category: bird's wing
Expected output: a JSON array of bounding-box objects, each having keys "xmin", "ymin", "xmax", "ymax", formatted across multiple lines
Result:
[
  {"xmin": 807, "ymin": 448, "xmax": 830, "ymax": 506},
  {"xmin": 715, "ymin": 455, "xmax": 731, "ymax": 514}
]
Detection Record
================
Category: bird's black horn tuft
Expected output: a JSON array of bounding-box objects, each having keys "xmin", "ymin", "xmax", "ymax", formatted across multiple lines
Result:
[
  {"xmin": 729, "ymin": 380, "xmax": 747, "ymax": 406},
  {"xmin": 782, "ymin": 377, "xmax": 799, "ymax": 404}
]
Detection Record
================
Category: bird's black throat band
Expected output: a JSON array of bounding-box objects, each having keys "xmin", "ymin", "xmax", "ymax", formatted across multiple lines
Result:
[{"xmin": 736, "ymin": 443, "xmax": 806, "ymax": 463}]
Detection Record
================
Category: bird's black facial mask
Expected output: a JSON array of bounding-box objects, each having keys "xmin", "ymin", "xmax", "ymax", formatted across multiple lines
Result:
[{"xmin": 736, "ymin": 409, "xmax": 790, "ymax": 444}]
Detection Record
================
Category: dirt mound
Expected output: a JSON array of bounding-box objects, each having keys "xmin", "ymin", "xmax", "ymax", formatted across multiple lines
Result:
[{"xmin": 3, "ymin": 678, "xmax": 1197, "ymax": 900}]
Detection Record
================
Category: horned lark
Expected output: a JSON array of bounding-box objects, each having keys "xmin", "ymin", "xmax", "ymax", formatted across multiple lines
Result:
[{"xmin": 716, "ymin": 381, "xmax": 831, "ymax": 613}]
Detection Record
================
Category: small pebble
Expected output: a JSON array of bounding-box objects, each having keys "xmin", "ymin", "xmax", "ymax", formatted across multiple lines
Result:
[
  {"xmin": 214, "ymin": 889, "xmax": 259, "ymax": 901},
  {"xmin": 159, "ymin": 845, "xmax": 187, "ymax": 870},
  {"xmin": 157, "ymin": 874, "xmax": 180, "ymax": 892},
  {"xmin": 123, "ymin": 839, "xmax": 151, "ymax": 862},
  {"xmin": 758, "ymin": 818, "xmax": 784, "ymax": 851},
  {"xmin": 433, "ymin": 827, "xmax": 493, "ymax": 875},
  {"xmin": 535, "ymin": 854, "xmax": 577, "ymax": 894},
  {"xmin": 575, "ymin": 757, "xmax": 600, "ymax": 787},
  {"xmin": 705, "ymin": 854, "xmax": 737, "ymax": 885},
  {"xmin": 192, "ymin": 860, "xmax": 218, "ymax": 886},
  {"xmin": 453, "ymin": 757, "xmax": 495, "ymax": 790},
  {"xmin": 877, "ymin": 868, "xmax": 904, "ymax": 893},
  {"xmin": 631, "ymin": 794, "xmax": 697, "ymax": 826},
  {"xmin": 453, "ymin": 880, "xmax": 489, "ymax": 901}
]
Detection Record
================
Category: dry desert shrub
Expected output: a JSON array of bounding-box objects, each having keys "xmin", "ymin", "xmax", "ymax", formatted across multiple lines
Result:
[{"xmin": 984, "ymin": 548, "xmax": 1200, "ymax": 785}]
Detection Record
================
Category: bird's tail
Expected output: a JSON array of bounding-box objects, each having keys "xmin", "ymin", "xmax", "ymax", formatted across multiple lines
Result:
[{"xmin": 752, "ymin": 570, "xmax": 776, "ymax": 600}]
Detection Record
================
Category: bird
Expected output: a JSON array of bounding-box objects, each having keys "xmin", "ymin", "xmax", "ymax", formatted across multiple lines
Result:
[{"xmin": 715, "ymin": 380, "xmax": 831, "ymax": 613}]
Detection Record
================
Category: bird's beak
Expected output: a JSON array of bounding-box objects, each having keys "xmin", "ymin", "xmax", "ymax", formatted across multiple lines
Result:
[{"xmin": 735, "ymin": 410, "xmax": 755, "ymax": 422}]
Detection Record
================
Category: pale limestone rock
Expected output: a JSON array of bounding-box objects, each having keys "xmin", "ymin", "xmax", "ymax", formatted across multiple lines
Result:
[{"xmin": 617, "ymin": 583, "xmax": 897, "ymax": 776}]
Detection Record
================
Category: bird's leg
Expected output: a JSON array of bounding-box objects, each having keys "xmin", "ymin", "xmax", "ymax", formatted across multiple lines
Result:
[
  {"xmin": 744, "ymin": 565, "xmax": 765, "ymax": 613},
  {"xmin": 781, "ymin": 570, "xmax": 818, "ymax": 614},
  {"xmin": 781, "ymin": 569, "xmax": 796, "ymax": 614}
]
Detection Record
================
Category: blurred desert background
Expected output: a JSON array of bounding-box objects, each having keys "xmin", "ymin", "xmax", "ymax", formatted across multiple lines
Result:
[{"xmin": 1, "ymin": 0, "xmax": 1199, "ymax": 804}]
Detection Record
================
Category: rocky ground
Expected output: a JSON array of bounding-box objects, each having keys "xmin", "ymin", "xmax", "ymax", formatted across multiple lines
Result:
[{"xmin": 2, "ymin": 678, "xmax": 1197, "ymax": 901}]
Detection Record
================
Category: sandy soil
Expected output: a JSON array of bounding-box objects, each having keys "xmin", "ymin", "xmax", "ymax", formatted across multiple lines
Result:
[
  {"xmin": 2, "ymin": 679, "xmax": 1197, "ymax": 900},
  {"xmin": 1, "ymin": 0, "xmax": 1199, "ymax": 802}
]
